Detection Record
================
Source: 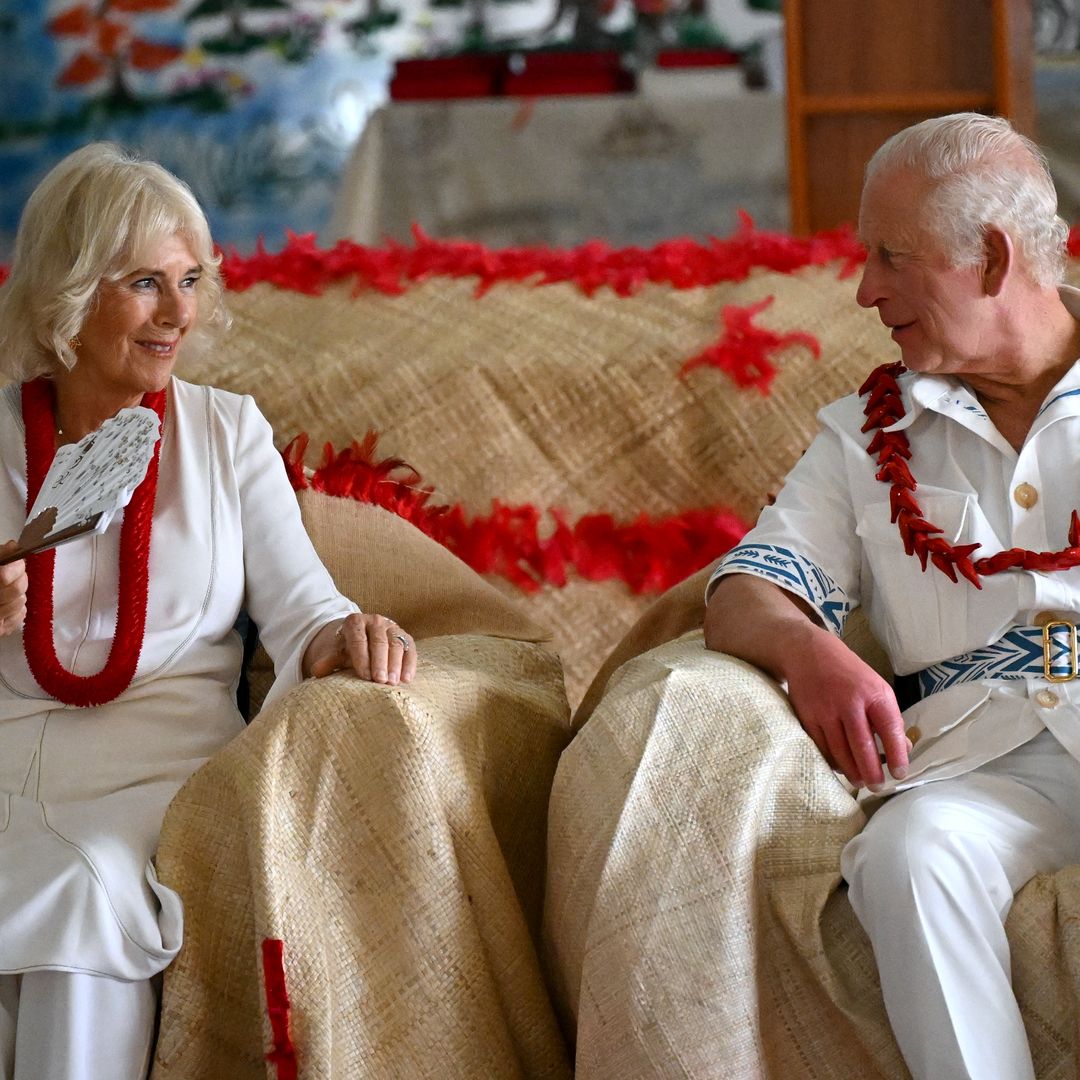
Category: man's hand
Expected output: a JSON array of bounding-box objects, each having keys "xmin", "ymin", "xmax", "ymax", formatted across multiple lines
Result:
[
  {"xmin": 783, "ymin": 628, "xmax": 909, "ymax": 788},
  {"xmin": 705, "ymin": 575, "xmax": 909, "ymax": 789}
]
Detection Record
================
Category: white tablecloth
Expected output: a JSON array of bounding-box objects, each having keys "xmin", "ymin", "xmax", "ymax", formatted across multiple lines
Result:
[{"xmin": 330, "ymin": 90, "xmax": 788, "ymax": 247}]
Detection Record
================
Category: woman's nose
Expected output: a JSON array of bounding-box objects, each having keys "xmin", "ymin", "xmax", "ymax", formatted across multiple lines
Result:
[{"xmin": 157, "ymin": 288, "xmax": 191, "ymax": 327}]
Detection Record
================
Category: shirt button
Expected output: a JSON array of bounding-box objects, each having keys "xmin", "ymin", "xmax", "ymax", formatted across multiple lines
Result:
[
  {"xmin": 1035, "ymin": 611, "xmax": 1059, "ymax": 628},
  {"xmin": 1036, "ymin": 689, "xmax": 1060, "ymax": 708},
  {"xmin": 1014, "ymin": 483, "xmax": 1039, "ymax": 509},
  {"xmin": 905, "ymin": 725, "xmax": 921, "ymax": 745}
]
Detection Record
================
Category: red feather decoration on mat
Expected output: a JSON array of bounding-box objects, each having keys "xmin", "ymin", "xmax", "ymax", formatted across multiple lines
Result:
[
  {"xmin": 10, "ymin": 222, "xmax": 1080, "ymax": 294},
  {"xmin": 218, "ymin": 214, "xmax": 867, "ymax": 298},
  {"xmin": 283, "ymin": 433, "xmax": 750, "ymax": 594},
  {"xmin": 679, "ymin": 295, "xmax": 822, "ymax": 392},
  {"xmin": 261, "ymin": 939, "xmax": 297, "ymax": 1080}
]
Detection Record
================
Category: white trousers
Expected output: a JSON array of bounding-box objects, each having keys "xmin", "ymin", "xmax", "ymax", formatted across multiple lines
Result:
[
  {"xmin": 0, "ymin": 971, "xmax": 156, "ymax": 1080},
  {"xmin": 842, "ymin": 729, "xmax": 1080, "ymax": 1080}
]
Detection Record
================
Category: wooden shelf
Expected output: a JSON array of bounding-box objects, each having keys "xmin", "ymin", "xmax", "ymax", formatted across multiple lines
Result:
[
  {"xmin": 785, "ymin": 0, "xmax": 1034, "ymax": 235},
  {"xmin": 799, "ymin": 92, "xmax": 996, "ymax": 116}
]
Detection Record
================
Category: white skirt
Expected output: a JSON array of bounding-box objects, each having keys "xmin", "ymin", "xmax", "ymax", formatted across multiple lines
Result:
[{"xmin": 0, "ymin": 675, "xmax": 245, "ymax": 980}]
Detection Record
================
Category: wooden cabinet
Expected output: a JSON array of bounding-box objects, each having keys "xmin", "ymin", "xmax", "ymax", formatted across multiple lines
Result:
[{"xmin": 784, "ymin": 0, "xmax": 1034, "ymax": 233}]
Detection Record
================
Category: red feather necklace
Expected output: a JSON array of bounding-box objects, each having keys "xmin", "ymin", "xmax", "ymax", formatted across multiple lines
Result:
[
  {"xmin": 21, "ymin": 377, "xmax": 165, "ymax": 706},
  {"xmin": 861, "ymin": 362, "xmax": 1080, "ymax": 588}
]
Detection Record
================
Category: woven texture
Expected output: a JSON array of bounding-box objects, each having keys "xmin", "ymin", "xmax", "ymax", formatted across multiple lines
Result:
[
  {"xmin": 545, "ymin": 633, "xmax": 1080, "ymax": 1079},
  {"xmin": 573, "ymin": 562, "xmax": 893, "ymax": 729},
  {"xmin": 176, "ymin": 267, "xmax": 890, "ymax": 704},
  {"xmin": 246, "ymin": 491, "xmax": 551, "ymax": 713},
  {"xmin": 178, "ymin": 272, "xmax": 881, "ymax": 521},
  {"xmin": 153, "ymin": 635, "xmax": 572, "ymax": 1080},
  {"xmin": 298, "ymin": 490, "xmax": 549, "ymax": 644}
]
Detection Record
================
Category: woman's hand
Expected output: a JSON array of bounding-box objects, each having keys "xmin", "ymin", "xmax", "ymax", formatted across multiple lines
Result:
[
  {"xmin": 0, "ymin": 542, "xmax": 27, "ymax": 637},
  {"xmin": 303, "ymin": 613, "xmax": 417, "ymax": 686}
]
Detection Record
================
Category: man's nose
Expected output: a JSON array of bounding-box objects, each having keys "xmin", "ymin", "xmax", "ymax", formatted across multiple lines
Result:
[{"xmin": 855, "ymin": 257, "xmax": 883, "ymax": 309}]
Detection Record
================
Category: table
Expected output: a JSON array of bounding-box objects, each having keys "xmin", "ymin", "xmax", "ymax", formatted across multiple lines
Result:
[{"xmin": 330, "ymin": 90, "xmax": 788, "ymax": 247}]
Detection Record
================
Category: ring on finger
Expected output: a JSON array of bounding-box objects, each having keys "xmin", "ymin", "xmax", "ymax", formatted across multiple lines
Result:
[{"xmin": 392, "ymin": 633, "xmax": 410, "ymax": 653}]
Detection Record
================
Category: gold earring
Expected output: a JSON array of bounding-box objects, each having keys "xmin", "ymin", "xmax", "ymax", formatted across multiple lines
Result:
[{"xmin": 67, "ymin": 335, "xmax": 81, "ymax": 350}]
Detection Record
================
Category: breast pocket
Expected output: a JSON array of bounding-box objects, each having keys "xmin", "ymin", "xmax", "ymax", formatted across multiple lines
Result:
[{"xmin": 855, "ymin": 487, "xmax": 1002, "ymax": 669}]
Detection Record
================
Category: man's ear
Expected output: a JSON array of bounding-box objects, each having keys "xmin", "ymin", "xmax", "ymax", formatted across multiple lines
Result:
[{"xmin": 981, "ymin": 227, "xmax": 1012, "ymax": 296}]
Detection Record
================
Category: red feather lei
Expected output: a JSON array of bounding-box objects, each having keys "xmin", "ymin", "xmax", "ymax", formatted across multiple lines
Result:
[
  {"xmin": 21, "ymin": 378, "xmax": 166, "ymax": 707},
  {"xmin": 861, "ymin": 362, "xmax": 1080, "ymax": 588},
  {"xmin": 282, "ymin": 432, "xmax": 750, "ymax": 594}
]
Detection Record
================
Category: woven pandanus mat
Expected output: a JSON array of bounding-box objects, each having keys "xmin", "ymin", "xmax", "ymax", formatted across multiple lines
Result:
[
  {"xmin": 154, "ymin": 635, "xmax": 572, "ymax": 1080},
  {"xmin": 179, "ymin": 267, "xmax": 885, "ymax": 523},
  {"xmin": 546, "ymin": 634, "xmax": 1080, "ymax": 1079},
  {"xmin": 177, "ymin": 262, "xmax": 892, "ymax": 703}
]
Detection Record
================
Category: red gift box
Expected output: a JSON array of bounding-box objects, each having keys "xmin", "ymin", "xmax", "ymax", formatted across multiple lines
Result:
[
  {"xmin": 655, "ymin": 47, "xmax": 741, "ymax": 68},
  {"xmin": 502, "ymin": 51, "xmax": 635, "ymax": 96},
  {"xmin": 390, "ymin": 57, "xmax": 503, "ymax": 100}
]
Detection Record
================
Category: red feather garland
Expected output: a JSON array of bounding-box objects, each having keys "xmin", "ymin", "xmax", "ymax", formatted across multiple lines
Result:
[
  {"xmin": 9, "ymin": 222, "xmax": 1080, "ymax": 295},
  {"xmin": 678, "ymin": 295, "xmax": 821, "ymax": 392},
  {"xmin": 217, "ymin": 215, "xmax": 867, "ymax": 298},
  {"xmin": 861, "ymin": 362, "xmax": 1080, "ymax": 586},
  {"xmin": 22, "ymin": 378, "xmax": 165, "ymax": 707},
  {"xmin": 284, "ymin": 433, "xmax": 750, "ymax": 594}
]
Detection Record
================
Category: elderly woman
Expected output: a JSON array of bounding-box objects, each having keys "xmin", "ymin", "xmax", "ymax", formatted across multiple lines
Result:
[{"xmin": 0, "ymin": 143, "xmax": 416, "ymax": 1079}]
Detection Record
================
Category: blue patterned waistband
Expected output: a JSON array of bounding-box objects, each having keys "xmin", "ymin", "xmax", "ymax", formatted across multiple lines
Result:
[{"xmin": 918, "ymin": 624, "xmax": 1078, "ymax": 698}]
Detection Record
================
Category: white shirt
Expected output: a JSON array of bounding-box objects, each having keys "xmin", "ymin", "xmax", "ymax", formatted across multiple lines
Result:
[{"xmin": 710, "ymin": 291, "xmax": 1080, "ymax": 793}]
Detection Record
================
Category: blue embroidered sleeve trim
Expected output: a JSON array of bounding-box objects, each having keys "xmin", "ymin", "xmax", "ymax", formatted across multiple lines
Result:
[{"xmin": 710, "ymin": 544, "xmax": 851, "ymax": 634}]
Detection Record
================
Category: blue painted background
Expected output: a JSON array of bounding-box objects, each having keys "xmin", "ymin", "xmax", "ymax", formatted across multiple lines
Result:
[
  {"xmin": 0, "ymin": 0, "xmax": 782, "ymax": 258},
  {"xmin": 0, "ymin": 0, "xmax": 394, "ymax": 258}
]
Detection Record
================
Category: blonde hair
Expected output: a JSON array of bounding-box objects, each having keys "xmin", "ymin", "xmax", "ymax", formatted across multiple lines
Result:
[
  {"xmin": 0, "ymin": 142, "xmax": 230, "ymax": 381},
  {"xmin": 865, "ymin": 113, "xmax": 1068, "ymax": 288}
]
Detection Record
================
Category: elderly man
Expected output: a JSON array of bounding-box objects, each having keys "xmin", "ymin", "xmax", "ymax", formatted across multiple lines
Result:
[{"xmin": 706, "ymin": 112, "xmax": 1080, "ymax": 1080}]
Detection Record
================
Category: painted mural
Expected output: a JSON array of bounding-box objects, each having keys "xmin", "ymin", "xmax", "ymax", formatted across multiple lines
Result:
[
  {"xmin": 0, "ymin": 0, "xmax": 782, "ymax": 257},
  {"xmin": 0, "ymin": 0, "xmax": 395, "ymax": 257}
]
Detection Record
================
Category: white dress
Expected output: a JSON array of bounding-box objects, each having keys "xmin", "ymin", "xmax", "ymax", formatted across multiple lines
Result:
[{"xmin": 0, "ymin": 378, "xmax": 357, "ymax": 980}]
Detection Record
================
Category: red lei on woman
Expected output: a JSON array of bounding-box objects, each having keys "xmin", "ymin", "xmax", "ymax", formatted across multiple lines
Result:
[
  {"xmin": 21, "ymin": 378, "xmax": 166, "ymax": 707},
  {"xmin": 861, "ymin": 362, "xmax": 1080, "ymax": 588}
]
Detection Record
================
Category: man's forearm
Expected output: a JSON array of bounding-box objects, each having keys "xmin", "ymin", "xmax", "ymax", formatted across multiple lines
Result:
[{"xmin": 704, "ymin": 574, "xmax": 830, "ymax": 683}]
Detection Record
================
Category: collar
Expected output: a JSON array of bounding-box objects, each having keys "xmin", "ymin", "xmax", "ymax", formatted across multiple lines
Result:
[
  {"xmin": 880, "ymin": 371, "xmax": 977, "ymax": 434},
  {"xmin": 1034, "ymin": 285, "xmax": 1080, "ymax": 420}
]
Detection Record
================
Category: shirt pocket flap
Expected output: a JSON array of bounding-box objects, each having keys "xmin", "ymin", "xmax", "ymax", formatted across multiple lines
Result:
[{"xmin": 856, "ymin": 486, "xmax": 974, "ymax": 547}]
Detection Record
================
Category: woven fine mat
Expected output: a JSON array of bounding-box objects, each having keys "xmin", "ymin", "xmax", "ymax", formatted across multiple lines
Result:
[
  {"xmin": 485, "ymin": 576, "xmax": 656, "ymax": 707},
  {"xmin": 153, "ymin": 635, "xmax": 572, "ymax": 1080},
  {"xmin": 177, "ymin": 268, "xmax": 887, "ymax": 524},
  {"xmin": 545, "ymin": 633, "xmax": 1080, "ymax": 1079},
  {"xmin": 175, "ymin": 266, "xmax": 892, "ymax": 708}
]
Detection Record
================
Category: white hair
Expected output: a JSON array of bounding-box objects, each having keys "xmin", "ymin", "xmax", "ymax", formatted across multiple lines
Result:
[
  {"xmin": 865, "ymin": 113, "xmax": 1068, "ymax": 288},
  {"xmin": 0, "ymin": 142, "xmax": 230, "ymax": 382}
]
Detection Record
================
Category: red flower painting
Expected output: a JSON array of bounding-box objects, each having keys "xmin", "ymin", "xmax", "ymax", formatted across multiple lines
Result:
[{"xmin": 48, "ymin": 0, "xmax": 183, "ymax": 102}]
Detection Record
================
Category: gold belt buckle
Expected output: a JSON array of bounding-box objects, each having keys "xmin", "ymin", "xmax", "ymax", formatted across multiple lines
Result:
[{"xmin": 1043, "ymin": 619, "xmax": 1079, "ymax": 682}]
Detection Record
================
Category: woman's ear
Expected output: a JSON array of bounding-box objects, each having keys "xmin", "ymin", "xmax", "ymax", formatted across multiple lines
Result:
[{"xmin": 981, "ymin": 227, "xmax": 1012, "ymax": 297}]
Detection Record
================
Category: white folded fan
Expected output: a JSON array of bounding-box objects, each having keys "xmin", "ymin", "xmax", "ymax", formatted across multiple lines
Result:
[{"xmin": 0, "ymin": 405, "xmax": 161, "ymax": 565}]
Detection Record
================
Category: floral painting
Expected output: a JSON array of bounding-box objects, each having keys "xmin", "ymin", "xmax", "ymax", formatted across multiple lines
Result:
[
  {"xmin": 0, "ymin": 0, "xmax": 781, "ymax": 258},
  {"xmin": 0, "ymin": 0, "xmax": 394, "ymax": 257}
]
